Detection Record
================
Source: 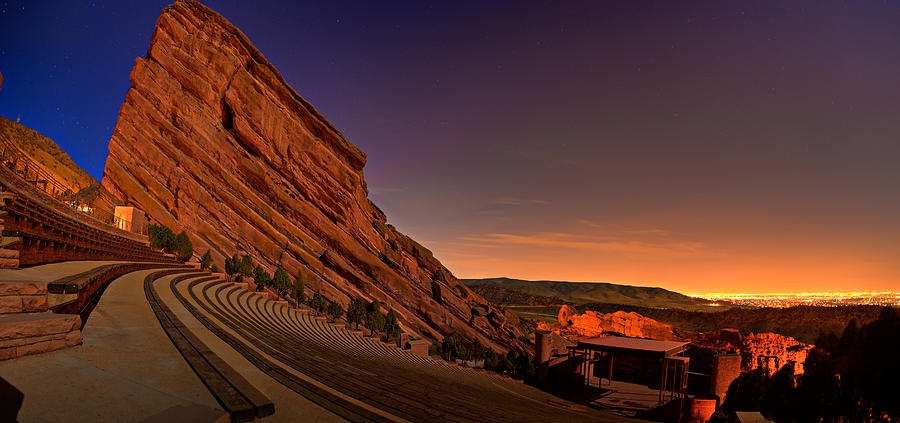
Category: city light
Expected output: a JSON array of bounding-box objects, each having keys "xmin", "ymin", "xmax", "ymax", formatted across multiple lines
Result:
[{"xmin": 689, "ymin": 292, "xmax": 900, "ymax": 308}]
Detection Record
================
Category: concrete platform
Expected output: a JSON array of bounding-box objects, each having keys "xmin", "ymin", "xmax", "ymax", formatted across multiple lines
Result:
[{"xmin": 0, "ymin": 269, "xmax": 225, "ymax": 422}]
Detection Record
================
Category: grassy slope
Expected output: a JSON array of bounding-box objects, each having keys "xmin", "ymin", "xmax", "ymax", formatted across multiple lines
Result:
[
  {"xmin": 0, "ymin": 115, "xmax": 98, "ymax": 194},
  {"xmin": 461, "ymin": 277, "xmax": 718, "ymax": 311}
]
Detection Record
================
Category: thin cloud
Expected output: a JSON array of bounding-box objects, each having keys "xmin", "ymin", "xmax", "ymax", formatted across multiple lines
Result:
[
  {"xmin": 623, "ymin": 228, "xmax": 670, "ymax": 235},
  {"xmin": 460, "ymin": 232, "xmax": 706, "ymax": 257},
  {"xmin": 492, "ymin": 197, "xmax": 547, "ymax": 206},
  {"xmin": 577, "ymin": 219, "xmax": 670, "ymax": 236}
]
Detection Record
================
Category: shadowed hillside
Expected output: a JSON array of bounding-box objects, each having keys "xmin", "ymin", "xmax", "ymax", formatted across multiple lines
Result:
[
  {"xmin": 469, "ymin": 284, "xmax": 566, "ymax": 307},
  {"xmin": 462, "ymin": 277, "xmax": 718, "ymax": 311}
]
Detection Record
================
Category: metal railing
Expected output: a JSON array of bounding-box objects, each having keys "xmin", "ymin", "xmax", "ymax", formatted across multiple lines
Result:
[{"xmin": 0, "ymin": 139, "xmax": 147, "ymax": 235}]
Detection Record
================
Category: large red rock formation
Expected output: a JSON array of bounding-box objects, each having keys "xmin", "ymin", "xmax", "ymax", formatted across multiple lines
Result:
[
  {"xmin": 96, "ymin": 1, "xmax": 524, "ymax": 352},
  {"xmin": 550, "ymin": 305, "xmax": 681, "ymax": 341},
  {"xmin": 741, "ymin": 332, "xmax": 812, "ymax": 376}
]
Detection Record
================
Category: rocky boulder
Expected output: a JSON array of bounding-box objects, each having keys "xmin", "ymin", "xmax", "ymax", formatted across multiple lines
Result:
[
  {"xmin": 95, "ymin": 1, "xmax": 525, "ymax": 353},
  {"xmin": 554, "ymin": 306, "xmax": 681, "ymax": 341}
]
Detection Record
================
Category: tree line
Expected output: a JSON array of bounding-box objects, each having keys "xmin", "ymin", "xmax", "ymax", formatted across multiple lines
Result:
[
  {"xmin": 440, "ymin": 333, "xmax": 536, "ymax": 381},
  {"xmin": 149, "ymin": 223, "xmax": 193, "ymax": 262},
  {"xmin": 221, "ymin": 251, "xmax": 403, "ymax": 342}
]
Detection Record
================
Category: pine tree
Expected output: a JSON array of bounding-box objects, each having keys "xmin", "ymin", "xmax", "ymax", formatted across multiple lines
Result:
[
  {"xmin": 385, "ymin": 308, "xmax": 401, "ymax": 339},
  {"xmin": 200, "ymin": 250, "xmax": 212, "ymax": 270},
  {"xmin": 272, "ymin": 266, "xmax": 290, "ymax": 294},
  {"xmin": 347, "ymin": 298, "xmax": 366, "ymax": 330},
  {"xmin": 173, "ymin": 231, "xmax": 193, "ymax": 262},
  {"xmin": 239, "ymin": 254, "xmax": 253, "ymax": 277},
  {"xmin": 224, "ymin": 256, "xmax": 234, "ymax": 276}
]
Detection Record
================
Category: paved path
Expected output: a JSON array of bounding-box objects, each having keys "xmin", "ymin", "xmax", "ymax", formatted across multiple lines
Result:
[
  {"xmin": 0, "ymin": 260, "xmax": 130, "ymax": 282},
  {"xmin": 0, "ymin": 269, "xmax": 225, "ymax": 422}
]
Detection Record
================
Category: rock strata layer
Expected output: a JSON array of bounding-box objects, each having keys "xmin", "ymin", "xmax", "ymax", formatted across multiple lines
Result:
[{"xmin": 97, "ymin": 1, "xmax": 524, "ymax": 352}]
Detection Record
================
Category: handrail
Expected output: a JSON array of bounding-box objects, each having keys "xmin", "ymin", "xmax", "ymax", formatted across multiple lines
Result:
[{"xmin": 0, "ymin": 138, "xmax": 147, "ymax": 235}]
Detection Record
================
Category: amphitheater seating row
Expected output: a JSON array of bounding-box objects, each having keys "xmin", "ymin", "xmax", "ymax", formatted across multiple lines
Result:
[
  {"xmin": 171, "ymin": 275, "xmax": 615, "ymax": 423},
  {"xmin": 144, "ymin": 270, "xmax": 274, "ymax": 422},
  {"xmin": 0, "ymin": 189, "xmax": 173, "ymax": 267}
]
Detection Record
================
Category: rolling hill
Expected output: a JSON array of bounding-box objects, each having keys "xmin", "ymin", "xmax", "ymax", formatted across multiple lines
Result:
[{"xmin": 461, "ymin": 277, "xmax": 718, "ymax": 311}]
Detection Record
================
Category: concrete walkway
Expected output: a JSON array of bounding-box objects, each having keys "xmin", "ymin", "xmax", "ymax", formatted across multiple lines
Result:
[
  {"xmin": 0, "ymin": 260, "xmax": 131, "ymax": 282},
  {"xmin": 0, "ymin": 269, "xmax": 225, "ymax": 422}
]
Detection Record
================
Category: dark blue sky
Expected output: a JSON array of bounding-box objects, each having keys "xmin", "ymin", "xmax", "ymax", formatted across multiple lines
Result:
[{"xmin": 1, "ymin": 1, "xmax": 899, "ymax": 292}]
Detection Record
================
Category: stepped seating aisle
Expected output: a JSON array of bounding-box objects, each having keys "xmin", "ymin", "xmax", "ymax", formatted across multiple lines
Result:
[
  {"xmin": 0, "ymin": 165, "xmax": 174, "ymax": 268},
  {"xmin": 143, "ymin": 270, "xmax": 274, "ymax": 422},
  {"xmin": 173, "ymin": 275, "xmax": 624, "ymax": 423}
]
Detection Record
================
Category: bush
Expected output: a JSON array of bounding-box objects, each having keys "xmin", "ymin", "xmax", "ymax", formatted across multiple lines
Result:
[
  {"xmin": 210, "ymin": 264, "xmax": 220, "ymax": 273},
  {"xmin": 148, "ymin": 224, "xmax": 175, "ymax": 252},
  {"xmin": 200, "ymin": 250, "xmax": 212, "ymax": 270},
  {"xmin": 173, "ymin": 231, "xmax": 193, "ymax": 262}
]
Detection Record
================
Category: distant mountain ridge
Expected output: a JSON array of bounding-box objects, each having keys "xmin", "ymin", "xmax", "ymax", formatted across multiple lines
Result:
[{"xmin": 461, "ymin": 277, "xmax": 716, "ymax": 310}]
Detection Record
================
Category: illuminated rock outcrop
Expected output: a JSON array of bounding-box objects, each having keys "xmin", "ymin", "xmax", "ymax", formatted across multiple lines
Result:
[
  {"xmin": 552, "ymin": 305, "xmax": 681, "ymax": 341},
  {"xmin": 96, "ymin": 1, "xmax": 525, "ymax": 352},
  {"xmin": 741, "ymin": 332, "xmax": 812, "ymax": 376}
]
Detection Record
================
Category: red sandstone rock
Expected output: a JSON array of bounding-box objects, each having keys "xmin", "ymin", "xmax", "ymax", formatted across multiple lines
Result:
[
  {"xmin": 554, "ymin": 306, "xmax": 681, "ymax": 341},
  {"xmin": 0, "ymin": 295, "xmax": 48, "ymax": 314},
  {"xmin": 96, "ymin": 2, "xmax": 524, "ymax": 353},
  {"xmin": 741, "ymin": 332, "xmax": 812, "ymax": 376},
  {"xmin": 65, "ymin": 330, "xmax": 83, "ymax": 347},
  {"xmin": 558, "ymin": 304, "xmax": 576, "ymax": 326},
  {"xmin": 16, "ymin": 338, "xmax": 67, "ymax": 358},
  {"xmin": 0, "ymin": 282, "xmax": 46, "ymax": 296},
  {"xmin": 0, "ymin": 313, "xmax": 80, "ymax": 340}
]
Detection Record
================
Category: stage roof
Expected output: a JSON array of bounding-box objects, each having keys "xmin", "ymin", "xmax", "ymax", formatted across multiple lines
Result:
[{"xmin": 576, "ymin": 337, "xmax": 689, "ymax": 357}]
